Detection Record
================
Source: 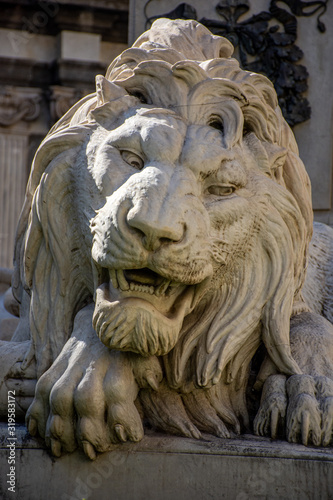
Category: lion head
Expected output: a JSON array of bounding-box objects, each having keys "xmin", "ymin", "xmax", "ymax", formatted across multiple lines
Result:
[{"xmin": 13, "ymin": 19, "xmax": 312, "ymax": 408}]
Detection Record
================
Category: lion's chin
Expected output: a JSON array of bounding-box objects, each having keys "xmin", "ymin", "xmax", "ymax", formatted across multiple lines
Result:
[{"xmin": 92, "ymin": 268, "xmax": 197, "ymax": 356}]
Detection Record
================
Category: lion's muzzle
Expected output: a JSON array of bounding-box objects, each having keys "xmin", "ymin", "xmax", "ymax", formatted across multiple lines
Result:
[{"xmin": 91, "ymin": 165, "xmax": 213, "ymax": 285}]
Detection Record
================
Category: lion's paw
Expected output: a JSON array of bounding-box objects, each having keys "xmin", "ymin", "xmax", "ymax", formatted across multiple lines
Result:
[
  {"xmin": 140, "ymin": 381, "xmax": 201, "ymax": 439},
  {"xmin": 321, "ymin": 397, "xmax": 333, "ymax": 446},
  {"xmin": 183, "ymin": 389, "xmax": 230, "ymax": 438},
  {"xmin": 254, "ymin": 374, "xmax": 287, "ymax": 439},
  {"xmin": 314, "ymin": 376, "xmax": 333, "ymax": 446},
  {"xmin": 130, "ymin": 354, "xmax": 163, "ymax": 391},
  {"xmin": 140, "ymin": 382, "xmax": 236, "ymax": 439},
  {"xmin": 254, "ymin": 373, "xmax": 333, "ymax": 446},
  {"xmin": 286, "ymin": 375, "xmax": 322, "ymax": 446},
  {"xmin": 26, "ymin": 310, "xmax": 146, "ymax": 459}
]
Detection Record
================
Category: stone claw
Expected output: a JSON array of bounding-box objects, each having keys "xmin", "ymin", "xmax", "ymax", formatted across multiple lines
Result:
[
  {"xmin": 51, "ymin": 438, "xmax": 62, "ymax": 458},
  {"xmin": 27, "ymin": 417, "xmax": 37, "ymax": 437},
  {"xmin": 114, "ymin": 424, "xmax": 127, "ymax": 443},
  {"xmin": 82, "ymin": 441, "xmax": 97, "ymax": 461}
]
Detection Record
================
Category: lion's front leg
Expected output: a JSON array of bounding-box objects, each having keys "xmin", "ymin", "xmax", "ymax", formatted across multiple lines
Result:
[
  {"xmin": 26, "ymin": 305, "xmax": 158, "ymax": 459},
  {"xmin": 255, "ymin": 312, "xmax": 333, "ymax": 446},
  {"xmin": 255, "ymin": 373, "xmax": 324, "ymax": 446},
  {"xmin": 0, "ymin": 340, "xmax": 36, "ymax": 418}
]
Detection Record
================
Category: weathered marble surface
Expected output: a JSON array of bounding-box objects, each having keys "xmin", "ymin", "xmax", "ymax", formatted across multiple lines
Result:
[
  {"xmin": 0, "ymin": 423, "xmax": 332, "ymax": 500},
  {"xmin": 1, "ymin": 19, "xmax": 333, "ymax": 463}
]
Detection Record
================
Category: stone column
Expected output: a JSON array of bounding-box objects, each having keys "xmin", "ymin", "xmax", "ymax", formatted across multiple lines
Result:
[
  {"xmin": 0, "ymin": 86, "xmax": 43, "ymax": 269},
  {"xmin": 0, "ymin": 133, "xmax": 28, "ymax": 269}
]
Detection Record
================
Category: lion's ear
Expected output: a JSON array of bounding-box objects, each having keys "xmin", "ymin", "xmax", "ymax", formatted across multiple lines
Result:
[
  {"xmin": 95, "ymin": 75, "xmax": 127, "ymax": 105},
  {"xmin": 263, "ymin": 142, "xmax": 287, "ymax": 184}
]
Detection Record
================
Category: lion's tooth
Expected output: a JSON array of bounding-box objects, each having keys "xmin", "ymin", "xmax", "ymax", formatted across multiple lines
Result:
[
  {"xmin": 109, "ymin": 269, "xmax": 119, "ymax": 289},
  {"xmin": 128, "ymin": 282, "xmax": 161, "ymax": 294},
  {"xmin": 117, "ymin": 269, "xmax": 129, "ymax": 291},
  {"xmin": 156, "ymin": 279, "xmax": 170, "ymax": 297}
]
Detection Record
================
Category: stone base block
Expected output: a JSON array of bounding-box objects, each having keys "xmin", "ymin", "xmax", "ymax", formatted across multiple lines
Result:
[{"xmin": 0, "ymin": 423, "xmax": 332, "ymax": 500}]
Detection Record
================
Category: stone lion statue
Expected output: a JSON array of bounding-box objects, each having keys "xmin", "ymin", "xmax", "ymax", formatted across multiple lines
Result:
[{"xmin": 1, "ymin": 19, "xmax": 333, "ymax": 459}]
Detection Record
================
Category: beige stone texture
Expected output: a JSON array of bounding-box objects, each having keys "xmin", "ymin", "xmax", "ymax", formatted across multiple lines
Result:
[{"xmin": 0, "ymin": 28, "xmax": 57, "ymax": 62}]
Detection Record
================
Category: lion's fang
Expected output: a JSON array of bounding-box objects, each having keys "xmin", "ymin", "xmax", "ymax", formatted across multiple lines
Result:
[
  {"xmin": 109, "ymin": 269, "xmax": 119, "ymax": 289},
  {"xmin": 156, "ymin": 279, "xmax": 171, "ymax": 297},
  {"xmin": 116, "ymin": 269, "xmax": 129, "ymax": 291}
]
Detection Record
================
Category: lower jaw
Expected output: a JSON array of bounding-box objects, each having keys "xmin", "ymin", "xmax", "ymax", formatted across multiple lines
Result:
[{"xmin": 92, "ymin": 282, "xmax": 196, "ymax": 356}]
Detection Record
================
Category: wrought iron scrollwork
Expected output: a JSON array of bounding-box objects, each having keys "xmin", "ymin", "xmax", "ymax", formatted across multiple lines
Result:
[{"xmin": 144, "ymin": 0, "xmax": 328, "ymax": 126}]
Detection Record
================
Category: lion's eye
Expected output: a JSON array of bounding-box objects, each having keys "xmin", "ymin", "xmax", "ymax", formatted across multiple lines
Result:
[
  {"xmin": 127, "ymin": 89, "xmax": 149, "ymax": 104},
  {"xmin": 121, "ymin": 151, "xmax": 144, "ymax": 170},
  {"xmin": 207, "ymin": 185, "xmax": 235, "ymax": 196}
]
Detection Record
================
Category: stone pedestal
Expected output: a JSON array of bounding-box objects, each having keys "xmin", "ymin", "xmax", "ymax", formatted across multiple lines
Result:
[{"xmin": 0, "ymin": 423, "xmax": 332, "ymax": 500}]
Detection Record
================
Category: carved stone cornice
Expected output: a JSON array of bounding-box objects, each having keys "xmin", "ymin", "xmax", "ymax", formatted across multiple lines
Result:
[
  {"xmin": 0, "ymin": 1, "xmax": 128, "ymax": 43},
  {"xmin": 0, "ymin": 58, "xmax": 53, "ymax": 88},
  {"xmin": 56, "ymin": 60, "xmax": 106, "ymax": 89},
  {"xmin": 0, "ymin": 87, "xmax": 41, "ymax": 126},
  {"xmin": 49, "ymin": 86, "xmax": 87, "ymax": 124}
]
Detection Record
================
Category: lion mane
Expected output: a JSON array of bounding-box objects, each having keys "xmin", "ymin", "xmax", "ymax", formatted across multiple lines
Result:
[{"xmin": 12, "ymin": 19, "xmax": 313, "ymax": 426}]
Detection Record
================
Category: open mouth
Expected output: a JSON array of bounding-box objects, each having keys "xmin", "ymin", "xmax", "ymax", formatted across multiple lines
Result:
[
  {"xmin": 106, "ymin": 267, "xmax": 176, "ymax": 297},
  {"xmin": 94, "ymin": 265, "xmax": 197, "ymax": 319},
  {"xmin": 92, "ymin": 264, "xmax": 210, "ymax": 355},
  {"xmin": 93, "ymin": 265, "xmax": 196, "ymax": 355}
]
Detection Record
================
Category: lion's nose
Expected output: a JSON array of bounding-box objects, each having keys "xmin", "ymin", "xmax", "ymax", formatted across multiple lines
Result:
[{"xmin": 127, "ymin": 210, "xmax": 185, "ymax": 251}]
